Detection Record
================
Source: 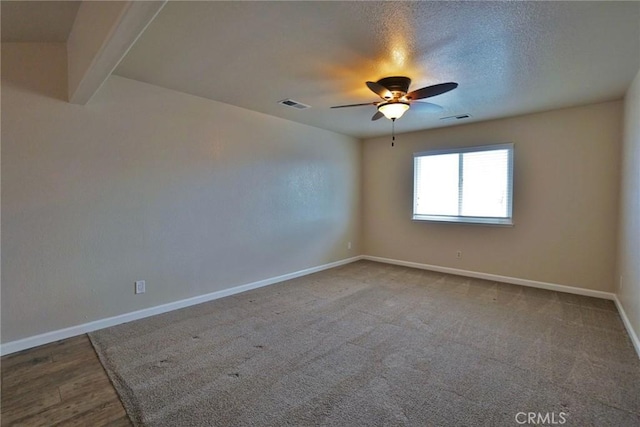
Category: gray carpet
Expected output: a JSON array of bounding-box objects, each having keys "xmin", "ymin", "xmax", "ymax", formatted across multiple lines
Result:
[{"xmin": 90, "ymin": 260, "xmax": 640, "ymax": 426}]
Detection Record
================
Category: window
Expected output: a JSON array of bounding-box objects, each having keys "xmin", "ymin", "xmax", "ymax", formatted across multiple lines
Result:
[{"xmin": 413, "ymin": 143, "xmax": 513, "ymax": 225}]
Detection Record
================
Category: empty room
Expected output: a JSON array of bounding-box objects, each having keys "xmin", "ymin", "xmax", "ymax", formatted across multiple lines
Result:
[{"xmin": 2, "ymin": 1, "xmax": 639, "ymax": 426}]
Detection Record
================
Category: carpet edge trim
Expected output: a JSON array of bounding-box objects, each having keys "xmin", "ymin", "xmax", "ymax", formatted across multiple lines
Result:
[
  {"xmin": 87, "ymin": 334, "xmax": 142, "ymax": 426},
  {"xmin": 0, "ymin": 255, "xmax": 363, "ymax": 356}
]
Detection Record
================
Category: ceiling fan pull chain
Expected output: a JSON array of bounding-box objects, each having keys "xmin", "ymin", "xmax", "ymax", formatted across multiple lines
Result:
[{"xmin": 392, "ymin": 118, "xmax": 395, "ymax": 147}]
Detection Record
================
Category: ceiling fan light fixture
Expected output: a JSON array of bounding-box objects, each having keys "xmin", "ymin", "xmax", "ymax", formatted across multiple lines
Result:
[{"xmin": 378, "ymin": 102, "xmax": 410, "ymax": 120}]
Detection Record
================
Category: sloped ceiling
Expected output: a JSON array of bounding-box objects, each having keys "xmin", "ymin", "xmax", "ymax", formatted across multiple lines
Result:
[{"xmin": 3, "ymin": 1, "xmax": 639, "ymax": 138}]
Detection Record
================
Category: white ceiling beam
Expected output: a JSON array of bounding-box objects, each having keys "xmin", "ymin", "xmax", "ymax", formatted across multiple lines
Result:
[{"xmin": 67, "ymin": 0, "xmax": 167, "ymax": 105}]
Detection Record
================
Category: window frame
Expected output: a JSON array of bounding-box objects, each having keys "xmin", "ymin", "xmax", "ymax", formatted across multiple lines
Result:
[{"xmin": 412, "ymin": 143, "xmax": 514, "ymax": 226}]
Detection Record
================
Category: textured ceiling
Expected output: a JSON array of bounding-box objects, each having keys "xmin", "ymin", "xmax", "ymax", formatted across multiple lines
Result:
[
  {"xmin": 1, "ymin": 1, "xmax": 80, "ymax": 42},
  {"xmin": 114, "ymin": 1, "xmax": 639, "ymax": 138},
  {"xmin": 3, "ymin": 1, "xmax": 639, "ymax": 138}
]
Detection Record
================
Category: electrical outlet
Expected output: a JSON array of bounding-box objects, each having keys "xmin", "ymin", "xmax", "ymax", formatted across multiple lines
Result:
[
  {"xmin": 347, "ymin": 241, "xmax": 352, "ymax": 250},
  {"xmin": 456, "ymin": 250, "xmax": 462, "ymax": 259},
  {"xmin": 135, "ymin": 280, "xmax": 146, "ymax": 294},
  {"xmin": 619, "ymin": 275, "xmax": 624, "ymax": 291}
]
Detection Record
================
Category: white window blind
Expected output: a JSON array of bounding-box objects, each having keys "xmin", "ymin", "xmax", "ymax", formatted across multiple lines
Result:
[{"xmin": 413, "ymin": 143, "xmax": 513, "ymax": 225}]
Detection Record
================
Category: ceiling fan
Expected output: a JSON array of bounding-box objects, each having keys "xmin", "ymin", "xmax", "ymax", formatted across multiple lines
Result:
[{"xmin": 331, "ymin": 76, "xmax": 458, "ymax": 122}]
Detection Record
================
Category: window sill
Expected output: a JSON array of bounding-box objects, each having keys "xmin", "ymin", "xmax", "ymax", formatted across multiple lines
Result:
[{"xmin": 412, "ymin": 215, "xmax": 514, "ymax": 227}]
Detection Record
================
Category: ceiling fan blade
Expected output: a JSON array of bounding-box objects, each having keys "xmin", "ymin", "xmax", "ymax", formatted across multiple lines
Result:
[
  {"xmin": 406, "ymin": 82, "xmax": 458, "ymax": 100},
  {"xmin": 371, "ymin": 111, "xmax": 384, "ymax": 121},
  {"xmin": 330, "ymin": 102, "xmax": 376, "ymax": 109},
  {"xmin": 366, "ymin": 81, "xmax": 391, "ymax": 99},
  {"xmin": 410, "ymin": 101, "xmax": 444, "ymax": 113}
]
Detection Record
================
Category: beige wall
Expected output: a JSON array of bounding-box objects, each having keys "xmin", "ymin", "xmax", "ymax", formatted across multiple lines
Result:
[
  {"xmin": 0, "ymin": 42, "xmax": 630, "ymax": 347},
  {"xmin": 618, "ymin": 68, "xmax": 640, "ymax": 338},
  {"xmin": 362, "ymin": 101, "xmax": 622, "ymax": 292},
  {"xmin": 1, "ymin": 43, "xmax": 361, "ymax": 343}
]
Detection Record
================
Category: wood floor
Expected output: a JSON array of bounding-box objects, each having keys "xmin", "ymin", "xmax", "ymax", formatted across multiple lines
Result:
[{"xmin": 1, "ymin": 335, "xmax": 131, "ymax": 426}]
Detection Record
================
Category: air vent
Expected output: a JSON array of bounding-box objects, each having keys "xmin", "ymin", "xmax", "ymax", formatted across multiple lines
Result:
[
  {"xmin": 278, "ymin": 99, "xmax": 311, "ymax": 110},
  {"xmin": 440, "ymin": 114, "xmax": 471, "ymax": 121}
]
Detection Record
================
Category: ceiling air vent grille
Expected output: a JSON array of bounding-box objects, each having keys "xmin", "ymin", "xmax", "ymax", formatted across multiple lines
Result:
[
  {"xmin": 278, "ymin": 99, "xmax": 311, "ymax": 110},
  {"xmin": 440, "ymin": 114, "xmax": 471, "ymax": 121}
]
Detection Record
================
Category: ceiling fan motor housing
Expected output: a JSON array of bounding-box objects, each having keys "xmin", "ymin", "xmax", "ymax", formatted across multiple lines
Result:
[{"xmin": 377, "ymin": 76, "xmax": 411, "ymax": 97}]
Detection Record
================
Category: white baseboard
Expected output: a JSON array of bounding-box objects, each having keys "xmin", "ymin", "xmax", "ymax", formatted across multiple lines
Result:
[
  {"xmin": 613, "ymin": 296, "xmax": 640, "ymax": 359},
  {"xmin": 6, "ymin": 255, "xmax": 637, "ymax": 360},
  {"xmin": 363, "ymin": 255, "xmax": 640, "ymax": 359},
  {"xmin": 361, "ymin": 255, "xmax": 616, "ymax": 300},
  {"xmin": 0, "ymin": 256, "xmax": 363, "ymax": 356}
]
